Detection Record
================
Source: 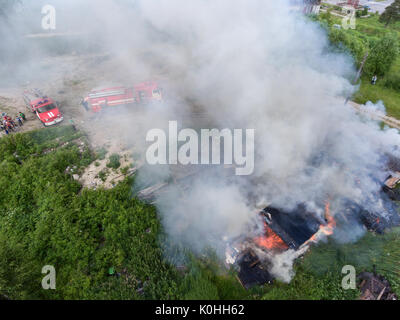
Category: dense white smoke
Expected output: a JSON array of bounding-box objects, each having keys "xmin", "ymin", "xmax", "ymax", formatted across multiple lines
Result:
[
  {"xmin": 2, "ymin": 0, "xmax": 400, "ymax": 280},
  {"xmin": 125, "ymin": 0, "xmax": 400, "ymax": 251}
]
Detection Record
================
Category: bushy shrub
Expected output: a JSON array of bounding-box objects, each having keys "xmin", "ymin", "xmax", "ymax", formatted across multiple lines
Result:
[
  {"xmin": 328, "ymin": 29, "xmax": 368, "ymax": 66},
  {"xmin": 364, "ymin": 34, "xmax": 399, "ymax": 76},
  {"xmin": 107, "ymin": 153, "xmax": 121, "ymax": 169},
  {"xmin": 95, "ymin": 147, "xmax": 107, "ymax": 160},
  {"xmin": 384, "ymin": 73, "xmax": 400, "ymax": 91},
  {"xmin": 0, "ymin": 129, "xmax": 180, "ymax": 300}
]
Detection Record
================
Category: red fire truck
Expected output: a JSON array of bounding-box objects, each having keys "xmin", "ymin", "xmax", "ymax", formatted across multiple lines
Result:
[
  {"xmin": 23, "ymin": 89, "xmax": 64, "ymax": 126},
  {"xmin": 82, "ymin": 81, "xmax": 163, "ymax": 113}
]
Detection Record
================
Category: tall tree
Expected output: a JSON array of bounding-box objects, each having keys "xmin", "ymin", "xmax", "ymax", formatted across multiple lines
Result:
[
  {"xmin": 364, "ymin": 34, "xmax": 399, "ymax": 76},
  {"xmin": 379, "ymin": 0, "xmax": 400, "ymax": 27}
]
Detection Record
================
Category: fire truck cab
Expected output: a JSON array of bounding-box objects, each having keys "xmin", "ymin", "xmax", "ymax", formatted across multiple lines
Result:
[
  {"xmin": 83, "ymin": 81, "xmax": 163, "ymax": 113},
  {"xmin": 133, "ymin": 81, "xmax": 163, "ymax": 104},
  {"xmin": 23, "ymin": 89, "xmax": 63, "ymax": 126}
]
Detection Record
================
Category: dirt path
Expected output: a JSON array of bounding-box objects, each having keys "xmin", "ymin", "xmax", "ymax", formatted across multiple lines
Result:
[{"xmin": 349, "ymin": 101, "xmax": 400, "ymax": 130}]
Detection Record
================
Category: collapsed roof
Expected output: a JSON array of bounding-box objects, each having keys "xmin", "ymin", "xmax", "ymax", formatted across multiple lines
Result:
[
  {"xmin": 260, "ymin": 204, "xmax": 321, "ymax": 250},
  {"xmin": 236, "ymin": 248, "xmax": 273, "ymax": 289}
]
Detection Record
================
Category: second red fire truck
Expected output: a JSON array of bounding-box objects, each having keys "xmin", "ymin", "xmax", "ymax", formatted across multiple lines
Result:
[{"xmin": 82, "ymin": 81, "xmax": 163, "ymax": 112}]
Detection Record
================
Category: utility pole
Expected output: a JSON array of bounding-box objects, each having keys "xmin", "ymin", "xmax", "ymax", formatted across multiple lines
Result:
[
  {"xmin": 353, "ymin": 52, "xmax": 369, "ymax": 84},
  {"xmin": 345, "ymin": 51, "xmax": 369, "ymax": 104}
]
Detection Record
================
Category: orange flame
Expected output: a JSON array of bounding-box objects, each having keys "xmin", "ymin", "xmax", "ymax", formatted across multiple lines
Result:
[
  {"xmin": 306, "ymin": 201, "xmax": 336, "ymax": 244},
  {"xmin": 319, "ymin": 201, "xmax": 336, "ymax": 236},
  {"xmin": 255, "ymin": 223, "xmax": 288, "ymax": 250}
]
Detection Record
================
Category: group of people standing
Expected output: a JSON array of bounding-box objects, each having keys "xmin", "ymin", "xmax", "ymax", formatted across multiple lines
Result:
[{"xmin": 0, "ymin": 112, "xmax": 26, "ymax": 135}]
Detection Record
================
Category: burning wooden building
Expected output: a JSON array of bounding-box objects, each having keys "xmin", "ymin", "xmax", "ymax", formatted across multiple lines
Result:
[
  {"xmin": 231, "ymin": 197, "xmax": 400, "ymax": 289},
  {"xmin": 259, "ymin": 205, "xmax": 321, "ymax": 250},
  {"xmin": 231, "ymin": 203, "xmax": 327, "ymax": 289}
]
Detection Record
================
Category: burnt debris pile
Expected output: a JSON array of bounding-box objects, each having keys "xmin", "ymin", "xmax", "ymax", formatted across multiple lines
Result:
[
  {"xmin": 358, "ymin": 271, "xmax": 398, "ymax": 300},
  {"xmin": 236, "ymin": 249, "xmax": 274, "ymax": 290}
]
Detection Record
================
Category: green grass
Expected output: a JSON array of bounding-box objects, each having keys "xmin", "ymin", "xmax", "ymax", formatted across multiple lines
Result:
[
  {"xmin": 351, "ymin": 16, "xmax": 400, "ymax": 118},
  {"xmin": 262, "ymin": 267, "xmax": 360, "ymax": 300},
  {"xmin": 1, "ymin": 124, "xmax": 400, "ymax": 300},
  {"xmin": 0, "ymin": 127, "xmax": 180, "ymax": 300},
  {"xmin": 311, "ymin": 228, "xmax": 400, "ymax": 296},
  {"xmin": 353, "ymin": 39, "xmax": 400, "ymax": 119},
  {"xmin": 95, "ymin": 147, "xmax": 107, "ymax": 160},
  {"xmin": 261, "ymin": 227, "xmax": 400, "ymax": 300},
  {"xmin": 356, "ymin": 14, "xmax": 400, "ymax": 35},
  {"xmin": 354, "ymin": 77, "xmax": 400, "ymax": 119},
  {"xmin": 317, "ymin": 13, "xmax": 400, "ymax": 119},
  {"xmin": 187, "ymin": 227, "xmax": 400, "ymax": 300},
  {"xmin": 107, "ymin": 153, "xmax": 121, "ymax": 170},
  {"xmin": 97, "ymin": 168, "xmax": 109, "ymax": 182}
]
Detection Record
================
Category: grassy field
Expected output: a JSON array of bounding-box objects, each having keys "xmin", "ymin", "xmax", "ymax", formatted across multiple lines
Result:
[
  {"xmin": 1, "ymin": 117, "xmax": 399, "ymax": 300},
  {"xmin": 318, "ymin": 13, "xmax": 400, "ymax": 119},
  {"xmin": 356, "ymin": 14, "xmax": 400, "ymax": 35},
  {"xmin": 354, "ymin": 71, "xmax": 400, "ymax": 119},
  {"xmin": 185, "ymin": 227, "xmax": 400, "ymax": 300},
  {"xmin": 353, "ymin": 16, "xmax": 400, "ymax": 118},
  {"xmin": 1, "ymin": 11, "xmax": 399, "ymax": 299}
]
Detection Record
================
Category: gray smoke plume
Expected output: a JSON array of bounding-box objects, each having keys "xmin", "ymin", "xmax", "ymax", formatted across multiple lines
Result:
[
  {"xmin": 127, "ymin": 0, "xmax": 400, "ymax": 251},
  {"xmin": 2, "ymin": 0, "xmax": 400, "ymax": 281}
]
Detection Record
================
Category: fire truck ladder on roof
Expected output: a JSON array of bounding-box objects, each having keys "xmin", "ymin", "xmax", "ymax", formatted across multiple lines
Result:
[
  {"xmin": 23, "ymin": 88, "xmax": 45, "ymax": 99},
  {"xmin": 88, "ymin": 89, "xmax": 127, "ymax": 99}
]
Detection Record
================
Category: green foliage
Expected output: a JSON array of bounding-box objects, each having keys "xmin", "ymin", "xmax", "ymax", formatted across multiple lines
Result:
[
  {"xmin": 97, "ymin": 168, "xmax": 109, "ymax": 182},
  {"xmin": 316, "ymin": 13, "xmax": 400, "ymax": 119},
  {"xmin": 301, "ymin": 228, "xmax": 400, "ymax": 297},
  {"xmin": 364, "ymin": 34, "xmax": 399, "ymax": 76},
  {"xmin": 353, "ymin": 77, "xmax": 400, "ymax": 119},
  {"xmin": 320, "ymin": 9, "xmax": 333, "ymax": 26},
  {"xmin": 380, "ymin": 0, "xmax": 400, "ymax": 27},
  {"xmin": 0, "ymin": 129, "xmax": 180, "ymax": 300},
  {"xmin": 383, "ymin": 72, "xmax": 400, "ymax": 90},
  {"xmin": 95, "ymin": 147, "xmax": 107, "ymax": 160},
  {"xmin": 261, "ymin": 228, "xmax": 400, "ymax": 300},
  {"xmin": 180, "ymin": 265, "xmax": 220, "ymax": 300},
  {"xmin": 177, "ymin": 257, "xmax": 252, "ymax": 300},
  {"xmin": 262, "ymin": 267, "xmax": 359, "ymax": 300},
  {"xmin": 120, "ymin": 166, "xmax": 129, "ymax": 175},
  {"xmin": 1, "ymin": 125, "xmax": 399, "ymax": 300},
  {"xmin": 27, "ymin": 125, "xmax": 78, "ymax": 145},
  {"xmin": 107, "ymin": 153, "xmax": 121, "ymax": 170},
  {"xmin": 328, "ymin": 28, "xmax": 368, "ymax": 66}
]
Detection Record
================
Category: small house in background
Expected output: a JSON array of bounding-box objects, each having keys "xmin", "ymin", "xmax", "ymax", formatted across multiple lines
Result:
[{"xmin": 303, "ymin": 0, "xmax": 321, "ymax": 14}]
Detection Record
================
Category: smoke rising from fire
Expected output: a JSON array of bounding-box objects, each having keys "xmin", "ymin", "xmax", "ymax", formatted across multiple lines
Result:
[
  {"xmin": 2, "ymin": 0, "xmax": 400, "ymax": 280},
  {"xmin": 127, "ymin": 0, "xmax": 400, "ymax": 248}
]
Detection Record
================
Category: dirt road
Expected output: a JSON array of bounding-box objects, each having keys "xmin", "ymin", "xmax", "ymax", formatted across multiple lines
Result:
[{"xmin": 348, "ymin": 101, "xmax": 400, "ymax": 130}]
